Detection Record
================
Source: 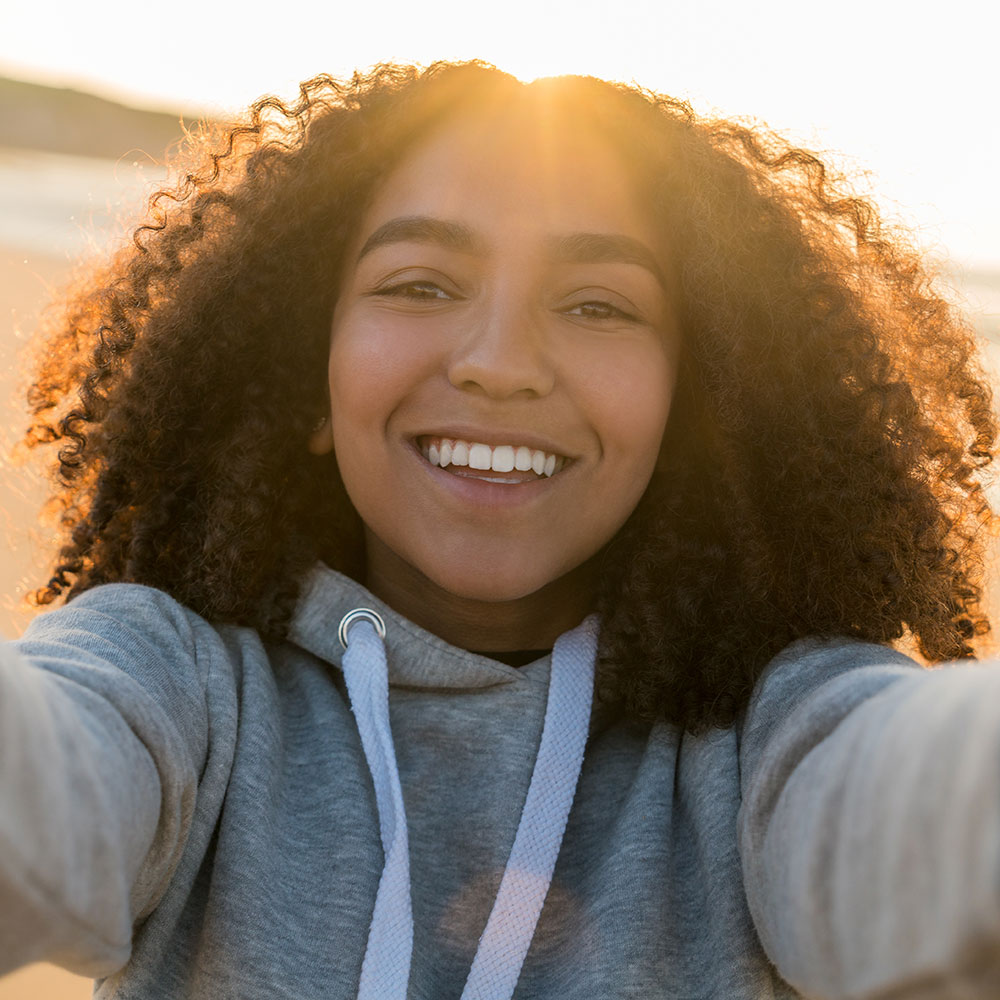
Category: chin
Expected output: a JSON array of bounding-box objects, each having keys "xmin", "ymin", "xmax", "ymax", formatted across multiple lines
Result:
[
  {"xmin": 425, "ymin": 562, "xmax": 565, "ymax": 606},
  {"xmin": 432, "ymin": 577, "xmax": 546, "ymax": 606}
]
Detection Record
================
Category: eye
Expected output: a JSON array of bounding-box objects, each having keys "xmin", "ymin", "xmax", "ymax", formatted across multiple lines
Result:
[
  {"xmin": 373, "ymin": 280, "xmax": 455, "ymax": 301},
  {"xmin": 564, "ymin": 299, "xmax": 638, "ymax": 322}
]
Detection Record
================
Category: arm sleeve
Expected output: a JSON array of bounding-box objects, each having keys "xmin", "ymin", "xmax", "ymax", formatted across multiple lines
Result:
[
  {"xmin": 739, "ymin": 638, "xmax": 1000, "ymax": 999},
  {"xmin": 0, "ymin": 585, "xmax": 212, "ymax": 978}
]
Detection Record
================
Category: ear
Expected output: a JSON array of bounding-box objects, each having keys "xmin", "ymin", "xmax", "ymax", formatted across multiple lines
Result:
[{"xmin": 308, "ymin": 417, "xmax": 335, "ymax": 455}]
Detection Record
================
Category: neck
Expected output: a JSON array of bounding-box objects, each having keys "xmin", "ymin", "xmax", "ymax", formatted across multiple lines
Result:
[{"xmin": 362, "ymin": 543, "xmax": 598, "ymax": 652}]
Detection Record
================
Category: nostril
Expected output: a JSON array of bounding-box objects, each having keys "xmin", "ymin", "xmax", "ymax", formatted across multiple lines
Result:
[{"xmin": 446, "ymin": 336, "xmax": 556, "ymax": 399}]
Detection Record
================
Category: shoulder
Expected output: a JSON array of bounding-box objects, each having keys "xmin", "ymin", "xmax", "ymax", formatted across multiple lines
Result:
[
  {"xmin": 12, "ymin": 582, "xmax": 264, "ymax": 720},
  {"xmin": 747, "ymin": 636, "xmax": 922, "ymax": 730},
  {"xmin": 738, "ymin": 636, "xmax": 924, "ymax": 789},
  {"xmin": 20, "ymin": 581, "xmax": 266, "ymax": 655},
  {"xmin": 19, "ymin": 583, "xmax": 219, "ymax": 670}
]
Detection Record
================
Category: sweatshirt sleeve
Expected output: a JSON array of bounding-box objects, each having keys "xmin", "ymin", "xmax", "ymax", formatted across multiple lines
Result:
[
  {"xmin": 0, "ymin": 585, "xmax": 213, "ymax": 978},
  {"xmin": 738, "ymin": 637, "xmax": 1000, "ymax": 999}
]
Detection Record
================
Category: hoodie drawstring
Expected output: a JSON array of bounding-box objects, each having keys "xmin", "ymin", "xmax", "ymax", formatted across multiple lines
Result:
[
  {"xmin": 340, "ymin": 609, "xmax": 598, "ymax": 1000},
  {"xmin": 339, "ymin": 611, "xmax": 414, "ymax": 999}
]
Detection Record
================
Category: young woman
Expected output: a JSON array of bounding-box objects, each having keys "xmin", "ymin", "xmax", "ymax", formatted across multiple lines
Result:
[{"xmin": 2, "ymin": 61, "xmax": 998, "ymax": 999}]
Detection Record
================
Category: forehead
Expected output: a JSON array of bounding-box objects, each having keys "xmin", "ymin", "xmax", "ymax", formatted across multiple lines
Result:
[{"xmin": 360, "ymin": 106, "xmax": 657, "ymax": 247}]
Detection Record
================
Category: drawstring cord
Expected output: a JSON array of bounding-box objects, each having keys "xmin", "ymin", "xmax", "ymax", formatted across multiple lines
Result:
[
  {"xmin": 340, "ymin": 608, "xmax": 598, "ymax": 1000},
  {"xmin": 340, "ymin": 611, "xmax": 414, "ymax": 999}
]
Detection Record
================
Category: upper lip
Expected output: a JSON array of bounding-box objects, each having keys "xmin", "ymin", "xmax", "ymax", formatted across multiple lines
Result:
[{"xmin": 411, "ymin": 426, "xmax": 575, "ymax": 458}]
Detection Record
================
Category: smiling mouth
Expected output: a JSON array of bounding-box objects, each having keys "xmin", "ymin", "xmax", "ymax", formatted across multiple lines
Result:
[{"xmin": 416, "ymin": 436, "xmax": 569, "ymax": 483}]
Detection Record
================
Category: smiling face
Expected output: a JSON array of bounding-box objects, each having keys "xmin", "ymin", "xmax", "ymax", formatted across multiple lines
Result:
[{"xmin": 313, "ymin": 101, "xmax": 680, "ymax": 649}]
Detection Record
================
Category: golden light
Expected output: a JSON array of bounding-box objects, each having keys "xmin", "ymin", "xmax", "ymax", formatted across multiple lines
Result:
[{"xmin": 0, "ymin": 2, "xmax": 998, "ymax": 998}]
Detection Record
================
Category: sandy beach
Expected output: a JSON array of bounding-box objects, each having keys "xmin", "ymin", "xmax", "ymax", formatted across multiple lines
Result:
[
  {"xmin": 0, "ymin": 243, "xmax": 70, "ymax": 634},
  {"xmin": 0, "ymin": 253, "xmax": 90, "ymax": 998}
]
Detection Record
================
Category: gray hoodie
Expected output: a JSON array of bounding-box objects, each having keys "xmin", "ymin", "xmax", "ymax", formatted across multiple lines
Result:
[{"xmin": 3, "ymin": 564, "xmax": 1000, "ymax": 998}]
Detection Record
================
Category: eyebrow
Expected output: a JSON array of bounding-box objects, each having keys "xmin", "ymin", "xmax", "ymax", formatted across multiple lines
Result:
[
  {"xmin": 356, "ymin": 216, "xmax": 485, "ymax": 261},
  {"xmin": 355, "ymin": 215, "xmax": 668, "ymax": 288}
]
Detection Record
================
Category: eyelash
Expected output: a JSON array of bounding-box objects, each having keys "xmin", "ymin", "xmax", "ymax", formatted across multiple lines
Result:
[
  {"xmin": 567, "ymin": 301, "xmax": 637, "ymax": 322},
  {"xmin": 375, "ymin": 280, "xmax": 452, "ymax": 301},
  {"xmin": 374, "ymin": 280, "xmax": 638, "ymax": 322}
]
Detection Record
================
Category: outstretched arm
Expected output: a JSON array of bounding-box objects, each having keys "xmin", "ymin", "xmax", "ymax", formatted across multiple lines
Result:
[
  {"xmin": 0, "ymin": 587, "xmax": 210, "ymax": 978},
  {"xmin": 740, "ymin": 639, "xmax": 1000, "ymax": 999}
]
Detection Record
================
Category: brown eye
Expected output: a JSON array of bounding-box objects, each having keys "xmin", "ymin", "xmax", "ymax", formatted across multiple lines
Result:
[
  {"xmin": 376, "ymin": 280, "xmax": 453, "ymax": 301},
  {"xmin": 565, "ymin": 300, "xmax": 637, "ymax": 322}
]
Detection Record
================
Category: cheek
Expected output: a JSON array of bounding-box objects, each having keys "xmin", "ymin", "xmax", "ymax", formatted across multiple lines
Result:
[
  {"xmin": 325, "ymin": 319, "xmax": 400, "ymax": 506},
  {"xmin": 587, "ymin": 346, "xmax": 676, "ymax": 473},
  {"xmin": 326, "ymin": 311, "xmax": 435, "ymax": 429},
  {"xmin": 330, "ymin": 325, "xmax": 408, "ymax": 399}
]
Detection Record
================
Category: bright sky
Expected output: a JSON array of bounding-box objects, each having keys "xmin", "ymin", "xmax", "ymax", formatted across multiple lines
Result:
[{"xmin": 3, "ymin": 0, "xmax": 999, "ymax": 268}]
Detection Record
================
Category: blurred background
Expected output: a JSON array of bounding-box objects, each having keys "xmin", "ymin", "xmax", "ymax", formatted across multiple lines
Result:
[{"xmin": 1, "ymin": 0, "xmax": 998, "ymax": 996}]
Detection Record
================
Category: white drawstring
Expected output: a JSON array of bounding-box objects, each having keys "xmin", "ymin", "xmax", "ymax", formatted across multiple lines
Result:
[
  {"xmin": 340, "ymin": 613, "xmax": 414, "ymax": 999},
  {"xmin": 460, "ymin": 616, "xmax": 598, "ymax": 999},
  {"xmin": 340, "ymin": 608, "xmax": 598, "ymax": 1000}
]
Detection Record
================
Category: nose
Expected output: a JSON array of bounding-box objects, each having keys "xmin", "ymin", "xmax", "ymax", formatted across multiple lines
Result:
[{"xmin": 446, "ymin": 299, "xmax": 556, "ymax": 399}]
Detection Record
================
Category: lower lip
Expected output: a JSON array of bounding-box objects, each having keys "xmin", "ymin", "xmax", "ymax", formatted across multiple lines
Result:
[{"xmin": 406, "ymin": 442, "xmax": 569, "ymax": 509}]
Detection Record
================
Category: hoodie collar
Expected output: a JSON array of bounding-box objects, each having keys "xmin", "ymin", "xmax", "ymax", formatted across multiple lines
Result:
[{"xmin": 288, "ymin": 563, "xmax": 549, "ymax": 690}]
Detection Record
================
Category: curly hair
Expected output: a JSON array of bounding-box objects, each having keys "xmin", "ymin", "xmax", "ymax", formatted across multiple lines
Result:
[{"xmin": 23, "ymin": 60, "xmax": 996, "ymax": 733}]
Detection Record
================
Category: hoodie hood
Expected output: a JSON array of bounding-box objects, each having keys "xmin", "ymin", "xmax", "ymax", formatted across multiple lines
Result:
[{"xmin": 288, "ymin": 563, "xmax": 552, "ymax": 691}]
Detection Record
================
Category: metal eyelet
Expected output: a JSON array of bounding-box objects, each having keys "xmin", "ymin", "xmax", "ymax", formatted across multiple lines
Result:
[{"xmin": 338, "ymin": 608, "xmax": 387, "ymax": 649}]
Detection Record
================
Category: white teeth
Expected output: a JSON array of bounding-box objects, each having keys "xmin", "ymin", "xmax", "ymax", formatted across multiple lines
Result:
[
  {"xmin": 468, "ymin": 443, "xmax": 492, "ymax": 470},
  {"xmin": 491, "ymin": 445, "xmax": 515, "ymax": 473},
  {"xmin": 421, "ymin": 437, "xmax": 567, "ymax": 479}
]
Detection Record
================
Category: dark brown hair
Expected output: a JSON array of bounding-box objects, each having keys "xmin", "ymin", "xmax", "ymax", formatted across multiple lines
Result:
[{"xmin": 25, "ymin": 61, "xmax": 996, "ymax": 732}]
